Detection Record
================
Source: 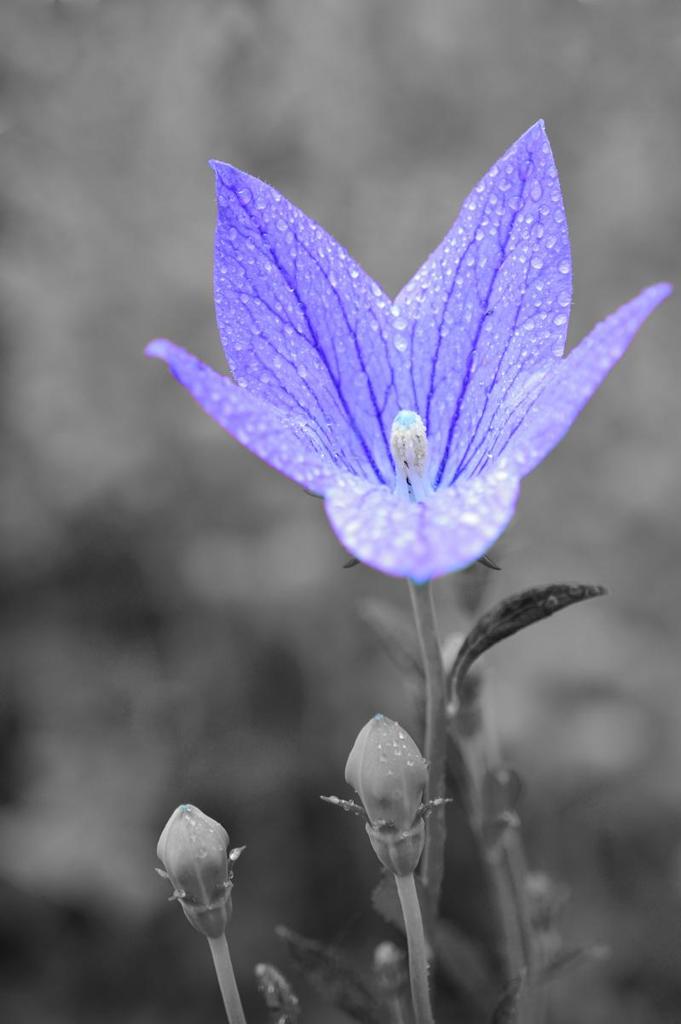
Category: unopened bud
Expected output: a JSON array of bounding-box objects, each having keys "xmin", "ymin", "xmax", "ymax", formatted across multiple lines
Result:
[
  {"xmin": 157, "ymin": 803, "xmax": 234, "ymax": 938},
  {"xmin": 345, "ymin": 715, "xmax": 428, "ymax": 875},
  {"xmin": 346, "ymin": 715, "xmax": 427, "ymax": 830}
]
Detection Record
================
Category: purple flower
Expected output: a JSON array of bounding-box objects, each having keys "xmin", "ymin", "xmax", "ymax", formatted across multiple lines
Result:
[{"xmin": 147, "ymin": 122, "xmax": 670, "ymax": 581}]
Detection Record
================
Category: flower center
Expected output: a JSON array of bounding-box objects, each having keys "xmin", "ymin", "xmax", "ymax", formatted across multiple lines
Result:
[{"xmin": 390, "ymin": 410, "xmax": 431, "ymax": 502}]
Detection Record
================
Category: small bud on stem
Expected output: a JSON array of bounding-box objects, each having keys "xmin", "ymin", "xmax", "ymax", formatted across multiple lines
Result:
[
  {"xmin": 343, "ymin": 717, "xmax": 434, "ymax": 1024},
  {"xmin": 157, "ymin": 804, "xmax": 247, "ymax": 1024},
  {"xmin": 157, "ymin": 803, "xmax": 233, "ymax": 938}
]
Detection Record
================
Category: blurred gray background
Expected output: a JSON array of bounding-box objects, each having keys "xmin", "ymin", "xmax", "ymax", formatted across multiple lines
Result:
[{"xmin": 1, "ymin": 1, "xmax": 680, "ymax": 1022}]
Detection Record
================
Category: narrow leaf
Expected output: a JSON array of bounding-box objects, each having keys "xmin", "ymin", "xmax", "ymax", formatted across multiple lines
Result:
[
  {"xmin": 276, "ymin": 925, "xmax": 383, "ymax": 1024},
  {"xmin": 449, "ymin": 583, "xmax": 607, "ymax": 704}
]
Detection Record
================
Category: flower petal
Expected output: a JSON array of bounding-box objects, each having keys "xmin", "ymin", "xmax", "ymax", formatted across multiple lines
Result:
[
  {"xmin": 498, "ymin": 282, "xmax": 673, "ymax": 477},
  {"xmin": 211, "ymin": 161, "xmax": 399, "ymax": 484},
  {"xmin": 394, "ymin": 121, "xmax": 571, "ymax": 489},
  {"xmin": 324, "ymin": 469, "xmax": 520, "ymax": 582},
  {"xmin": 146, "ymin": 340, "xmax": 342, "ymax": 493}
]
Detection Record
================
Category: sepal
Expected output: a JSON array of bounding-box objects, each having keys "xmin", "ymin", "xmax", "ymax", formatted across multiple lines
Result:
[{"xmin": 365, "ymin": 818, "xmax": 426, "ymax": 877}]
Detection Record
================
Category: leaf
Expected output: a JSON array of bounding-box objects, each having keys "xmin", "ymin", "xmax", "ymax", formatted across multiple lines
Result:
[
  {"xmin": 449, "ymin": 583, "xmax": 607, "ymax": 705},
  {"xmin": 254, "ymin": 963, "xmax": 301, "ymax": 1024},
  {"xmin": 490, "ymin": 975, "xmax": 524, "ymax": 1024},
  {"xmin": 276, "ymin": 925, "xmax": 383, "ymax": 1024}
]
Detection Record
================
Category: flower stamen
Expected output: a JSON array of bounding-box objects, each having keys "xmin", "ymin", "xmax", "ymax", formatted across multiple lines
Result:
[{"xmin": 390, "ymin": 411, "xmax": 431, "ymax": 502}]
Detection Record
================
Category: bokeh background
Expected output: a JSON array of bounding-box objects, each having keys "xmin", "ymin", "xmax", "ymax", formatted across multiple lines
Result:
[{"xmin": 1, "ymin": 0, "xmax": 680, "ymax": 1021}]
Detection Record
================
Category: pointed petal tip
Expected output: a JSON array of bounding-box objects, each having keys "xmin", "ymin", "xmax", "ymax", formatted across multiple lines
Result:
[
  {"xmin": 517, "ymin": 119, "xmax": 549, "ymax": 149},
  {"xmin": 211, "ymin": 159, "xmax": 265, "ymax": 192},
  {"xmin": 209, "ymin": 158, "xmax": 233, "ymax": 178},
  {"xmin": 633, "ymin": 280, "xmax": 673, "ymax": 315},
  {"xmin": 145, "ymin": 338, "xmax": 175, "ymax": 362},
  {"xmin": 652, "ymin": 281, "xmax": 674, "ymax": 301}
]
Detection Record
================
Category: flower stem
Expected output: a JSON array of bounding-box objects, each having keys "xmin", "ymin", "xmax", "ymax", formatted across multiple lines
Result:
[
  {"xmin": 408, "ymin": 580, "xmax": 447, "ymax": 918},
  {"xmin": 208, "ymin": 933, "xmax": 247, "ymax": 1024},
  {"xmin": 453, "ymin": 693, "xmax": 535, "ymax": 1006},
  {"xmin": 395, "ymin": 873, "xmax": 435, "ymax": 1024}
]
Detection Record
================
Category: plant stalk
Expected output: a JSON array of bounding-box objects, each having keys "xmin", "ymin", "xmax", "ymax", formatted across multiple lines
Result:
[
  {"xmin": 208, "ymin": 933, "xmax": 247, "ymax": 1024},
  {"xmin": 395, "ymin": 873, "xmax": 436, "ymax": 1024},
  {"xmin": 454, "ymin": 692, "xmax": 536, "ymax": 1021},
  {"xmin": 408, "ymin": 580, "xmax": 447, "ymax": 918}
]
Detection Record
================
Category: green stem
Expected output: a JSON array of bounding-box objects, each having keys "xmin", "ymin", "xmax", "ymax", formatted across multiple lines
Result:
[
  {"xmin": 395, "ymin": 873, "xmax": 435, "ymax": 1024},
  {"xmin": 456, "ymin": 723, "xmax": 526, "ymax": 981},
  {"xmin": 408, "ymin": 580, "xmax": 447, "ymax": 918},
  {"xmin": 207, "ymin": 934, "xmax": 247, "ymax": 1024},
  {"xmin": 454, "ymin": 695, "xmax": 534, "ymax": 1007}
]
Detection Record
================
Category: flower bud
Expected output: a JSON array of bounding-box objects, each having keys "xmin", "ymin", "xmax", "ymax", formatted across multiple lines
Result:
[
  {"xmin": 157, "ymin": 803, "xmax": 233, "ymax": 938},
  {"xmin": 345, "ymin": 715, "xmax": 427, "ymax": 831},
  {"xmin": 345, "ymin": 715, "xmax": 428, "ymax": 876}
]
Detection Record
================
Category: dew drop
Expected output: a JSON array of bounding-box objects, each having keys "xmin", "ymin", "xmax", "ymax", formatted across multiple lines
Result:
[
  {"xmin": 558, "ymin": 259, "xmax": 570, "ymax": 275},
  {"xmin": 237, "ymin": 188, "xmax": 252, "ymax": 205}
]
